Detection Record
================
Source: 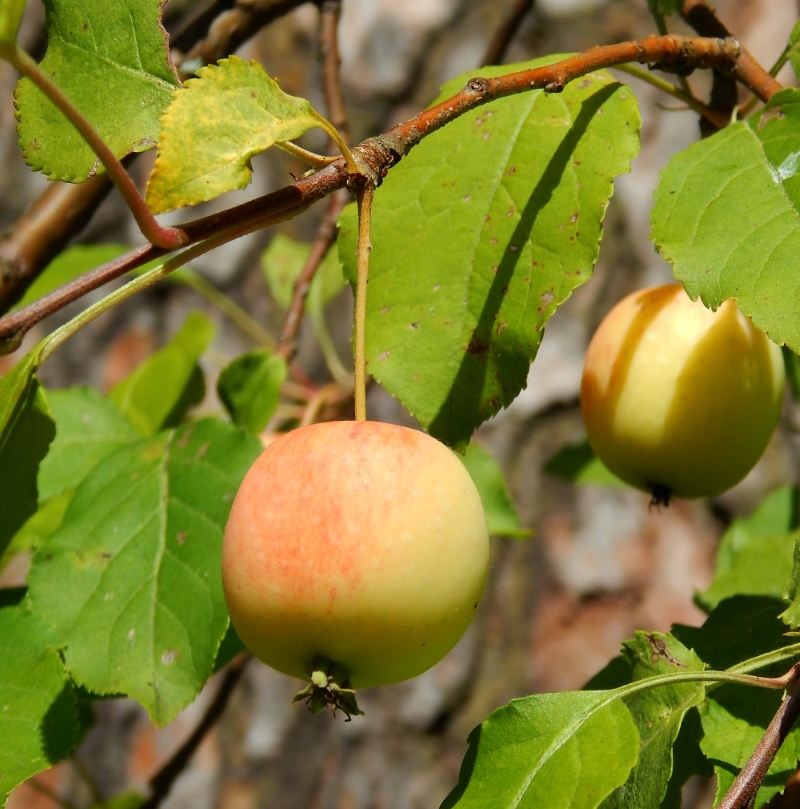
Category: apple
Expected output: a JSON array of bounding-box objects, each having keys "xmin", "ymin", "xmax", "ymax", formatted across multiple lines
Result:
[
  {"xmin": 222, "ymin": 420, "xmax": 490, "ymax": 712},
  {"xmin": 580, "ymin": 284, "xmax": 785, "ymax": 500}
]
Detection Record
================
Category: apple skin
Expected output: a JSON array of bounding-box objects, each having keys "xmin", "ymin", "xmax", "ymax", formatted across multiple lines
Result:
[
  {"xmin": 222, "ymin": 420, "xmax": 490, "ymax": 688},
  {"xmin": 580, "ymin": 285, "xmax": 785, "ymax": 499}
]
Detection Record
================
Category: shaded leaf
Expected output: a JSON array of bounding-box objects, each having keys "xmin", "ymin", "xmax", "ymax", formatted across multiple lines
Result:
[
  {"xmin": 601, "ymin": 633, "xmax": 705, "ymax": 809},
  {"xmin": 712, "ymin": 763, "xmax": 791, "ymax": 809},
  {"xmin": 27, "ymin": 418, "xmax": 262, "ymax": 725},
  {"xmin": 217, "ymin": 349, "xmax": 287, "ymax": 434},
  {"xmin": 660, "ymin": 709, "xmax": 713, "ymax": 809},
  {"xmin": 0, "ymin": 491, "xmax": 73, "ymax": 573},
  {"xmin": 646, "ymin": 0, "xmax": 683, "ymax": 14},
  {"xmin": 109, "ymin": 311, "xmax": 215, "ymax": 435},
  {"xmin": 260, "ymin": 233, "xmax": 346, "ymax": 310},
  {"xmin": 0, "ymin": 0, "xmax": 27, "ymax": 42},
  {"xmin": 146, "ymin": 56, "xmax": 333, "ymax": 213},
  {"xmin": 39, "ymin": 386, "xmax": 140, "ymax": 501},
  {"xmin": 543, "ymin": 438, "xmax": 624, "ymax": 487},
  {"xmin": 0, "ymin": 352, "xmax": 55, "ymax": 557},
  {"xmin": 651, "ymin": 88, "xmax": 800, "ymax": 352},
  {"xmin": 459, "ymin": 442, "xmax": 528, "ymax": 537},
  {"xmin": 212, "ymin": 623, "xmax": 246, "ymax": 674},
  {"xmin": 15, "ymin": 0, "xmax": 179, "ymax": 182},
  {"xmin": 339, "ymin": 59, "xmax": 640, "ymax": 448},
  {"xmin": 673, "ymin": 597, "xmax": 799, "ymax": 808},
  {"xmin": 784, "ymin": 347, "xmax": 800, "ymax": 401},
  {"xmin": 440, "ymin": 689, "xmax": 639, "ymax": 809},
  {"xmin": 0, "ymin": 603, "xmax": 79, "ymax": 806},
  {"xmin": 13, "ymin": 244, "xmax": 130, "ymax": 311},
  {"xmin": 697, "ymin": 486, "xmax": 798, "ymax": 613},
  {"xmin": 672, "ymin": 596, "xmax": 790, "ymax": 671}
]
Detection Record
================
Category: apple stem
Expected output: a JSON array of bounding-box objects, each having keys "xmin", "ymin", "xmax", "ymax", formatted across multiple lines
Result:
[{"xmin": 353, "ymin": 181, "xmax": 374, "ymax": 422}]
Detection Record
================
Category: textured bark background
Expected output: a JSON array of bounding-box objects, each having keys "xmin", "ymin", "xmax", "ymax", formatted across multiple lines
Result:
[{"xmin": 3, "ymin": 0, "xmax": 800, "ymax": 807}]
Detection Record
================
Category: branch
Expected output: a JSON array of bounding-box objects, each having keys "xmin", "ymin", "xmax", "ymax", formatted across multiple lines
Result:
[
  {"xmin": 277, "ymin": 189, "xmax": 347, "ymax": 357},
  {"xmin": 681, "ymin": 0, "xmax": 782, "ymax": 103},
  {"xmin": 718, "ymin": 664, "xmax": 800, "ymax": 809},
  {"xmin": 318, "ymin": 0, "xmax": 349, "ymax": 143},
  {"xmin": 178, "ymin": 0, "xmax": 310, "ymax": 73},
  {"xmin": 141, "ymin": 654, "xmax": 250, "ymax": 809},
  {"xmin": 0, "ymin": 35, "xmax": 770, "ymax": 349},
  {"xmin": 480, "ymin": 0, "xmax": 536, "ymax": 68},
  {"xmin": 0, "ymin": 174, "xmax": 112, "ymax": 312}
]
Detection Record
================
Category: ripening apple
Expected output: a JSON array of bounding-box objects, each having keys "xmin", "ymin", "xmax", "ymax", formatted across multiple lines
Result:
[
  {"xmin": 580, "ymin": 284, "xmax": 785, "ymax": 500},
  {"xmin": 222, "ymin": 420, "xmax": 490, "ymax": 699}
]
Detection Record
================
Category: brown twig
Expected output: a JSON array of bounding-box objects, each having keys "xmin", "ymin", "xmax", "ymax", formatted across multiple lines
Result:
[
  {"xmin": 178, "ymin": 0, "xmax": 310, "ymax": 72},
  {"xmin": 318, "ymin": 0, "xmax": 349, "ymax": 143},
  {"xmin": 141, "ymin": 654, "xmax": 250, "ymax": 809},
  {"xmin": 0, "ymin": 35, "xmax": 772, "ymax": 349},
  {"xmin": 681, "ymin": 0, "xmax": 782, "ymax": 104},
  {"xmin": 718, "ymin": 664, "xmax": 800, "ymax": 809},
  {"xmin": 0, "ymin": 175, "xmax": 113, "ymax": 312},
  {"xmin": 481, "ymin": 0, "xmax": 536, "ymax": 68},
  {"xmin": 277, "ymin": 189, "xmax": 347, "ymax": 358}
]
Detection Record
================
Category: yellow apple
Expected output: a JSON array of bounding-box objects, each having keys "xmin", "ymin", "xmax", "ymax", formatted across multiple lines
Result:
[
  {"xmin": 580, "ymin": 284, "xmax": 784, "ymax": 500},
  {"xmin": 222, "ymin": 420, "xmax": 489, "ymax": 695}
]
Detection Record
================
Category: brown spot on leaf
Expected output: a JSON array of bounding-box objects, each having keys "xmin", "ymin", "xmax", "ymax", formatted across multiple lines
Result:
[{"xmin": 378, "ymin": 351, "xmax": 391, "ymax": 361}]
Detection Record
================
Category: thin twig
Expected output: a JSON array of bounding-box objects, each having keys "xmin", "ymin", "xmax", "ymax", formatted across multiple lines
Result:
[
  {"xmin": 141, "ymin": 654, "xmax": 250, "ymax": 809},
  {"xmin": 352, "ymin": 182, "xmax": 373, "ymax": 422},
  {"xmin": 718, "ymin": 664, "xmax": 800, "ymax": 809},
  {"xmin": 0, "ymin": 175, "xmax": 113, "ymax": 313},
  {"xmin": 0, "ymin": 45, "xmax": 187, "ymax": 250},
  {"xmin": 27, "ymin": 778, "xmax": 80, "ymax": 809},
  {"xmin": 277, "ymin": 190, "xmax": 347, "ymax": 358},
  {"xmin": 0, "ymin": 35, "xmax": 773, "ymax": 350},
  {"xmin": 70, "ymin": 754, "xmax": 105, "ymax": 806},
  {"xmin": 318, "ymin": 0, "xmax": 350, "ymax": 143},
  {"xmin": 613, "ymin": 63, "xmax": 728, "ymax": 128},
  {"xmin": 179, "ymin": 0, "xmax": 309, "ymax": 73},
  {"xmin": 481, "ymin": 0, "xmax": 536, "ymax": 68}
]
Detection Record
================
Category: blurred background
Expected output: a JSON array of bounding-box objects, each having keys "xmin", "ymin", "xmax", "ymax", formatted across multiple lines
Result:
[{"xmin": 1, "ymin": 0, "xmax": 799, "ymax": 806}]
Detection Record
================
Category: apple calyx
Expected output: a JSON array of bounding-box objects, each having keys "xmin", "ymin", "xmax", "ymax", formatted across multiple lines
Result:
[
  {"xmin": 649, "ymin": 483, "xmax": 671, "ymax": 509},
  {"xmin": 292, "ymin": 658, "xmax": 364, "ymax": 720}
]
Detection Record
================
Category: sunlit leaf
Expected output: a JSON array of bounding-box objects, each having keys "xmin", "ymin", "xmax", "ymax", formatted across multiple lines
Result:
[
  {"xmin": 146, "ymin": 56, "xmax": 334, "ymax": 213},
  {"xmin": 15, "ymin": 0, "xmax": 179, "ymax": 182},
  {"xmin": 109, "ymin": 311, "xmax": 215, "ymax": 435},
  {"xmin": 0, "ymin": 0, "xmax": 27, "ymax": 42},
  {"xmin": 652, "ymin": 88, "xmax": 800, "ymax": 352},
  {"xmin": 339, "ymin": 58, "xmax": 640, "ymax": 448},
  {"xmin": 27, "ymin": 419, "xmax": 262, "ymax": 725}
]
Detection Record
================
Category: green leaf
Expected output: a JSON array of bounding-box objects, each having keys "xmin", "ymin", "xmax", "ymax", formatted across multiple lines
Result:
[
  {"xmin": 646, "ymin": 0, "xmax": 683, "ymax": 15},
  {"xmin": 339, "ymin": 59, "xmax": 640, "ymax": 448},
  {"xmin": 600, "ymin": 633, "xmax": 706, "ymax": 809},
  {"xmin": 672, "ymin": 596, "xmax": 791, "ymax": 671},
  {"xmin": 673, "ymin": 597, "xmax": 799, "ymax": 807},
  {"xmin": 697, "ymin": 486, "xmax": 798, "ymax": 613},
  {"xmin": 146, "ymin": 56, "xmax": 334, "ymax": 213},
  {"xmin": 39, "ymin": 386, "xmax": 140, "ymax": 501},
  {"xmin": 13, "ymin": 244, "xmax": 130, "ymax": 311},
  {"xmin": 109, "ymin": 311, "xmax": 215, "ymax": 436},
  {"xmin": 440, "ymin": 689, "xmax": 639, "ymax": 809},
  {"xmin": 0, "ymin": 0, "xmax": 27, "ymax": 43},
  {"xmin": 651, "ymin": 88, "xmax": 800, "ymax": 352},
  {"xmin": 217, "ymin": 349, "xmax": 287, "ymax": 434},
  {"xmin": 15, "ymin": 0, "xmax": 179, "ymax": 182},
  {"xmin": 0, "ymin": 491, "xmax": 73, "ymax": 573},
  {"xmin": 0, "ymin": 353, "xmax": 55, "ymax": 557},
  {"xmin": 0, "ymin": 603, "xmax": 79, "ymax": 805},
  {"xmin": 783, "ymin": 347, "xmax": 800, "ymax": 400},
  {"xmin": 712, "ymin": 763, "xmax": 790, "ymax": 809},
  {"xmin": 212, "ymin": 623, "xmax": 246, "ymax": 674},
  {"xmin": 27, "ymin": 418, "xmax": 262, "ymax": 726},
  {"xmin": 459, "ymin": 442, "xmax": 528, "ymax": 537},
  {"xmin": 543, "ymin": 438, "xmax": 624, "ymax": 487},
  {"xmin": 260, "ymin": 233, "xmax": 346, "ymax": 310},
  {"xmin": 660, "ymin": 709, "xmax": 713, "ymax": 809},
  {"xmin": 780, "ymin": 536, "xmax": 800, "ymax": 627},
  {"xmin": 787, "ymin": 21, "xmax": 800, "ymax": 82}
]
